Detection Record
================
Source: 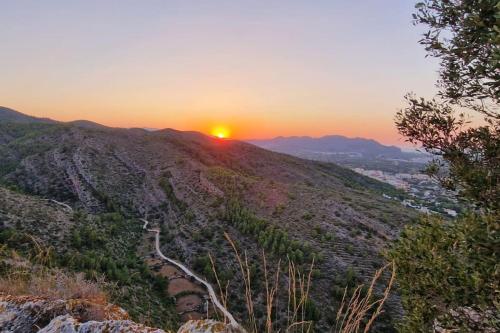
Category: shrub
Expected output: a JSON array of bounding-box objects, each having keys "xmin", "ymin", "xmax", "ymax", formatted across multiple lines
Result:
[{"xmin": 387, "ymin": 213, "xmax": 499, "ymax": 332}]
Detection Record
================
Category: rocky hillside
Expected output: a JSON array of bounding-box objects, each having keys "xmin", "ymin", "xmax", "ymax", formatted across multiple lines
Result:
[
  {"xmin": 0, "ymin": 108, "xmax": 417, "ymax": 331},
  {"xmin": 0, "ymin": 185, "xmax": 180, "ymax": 330}
]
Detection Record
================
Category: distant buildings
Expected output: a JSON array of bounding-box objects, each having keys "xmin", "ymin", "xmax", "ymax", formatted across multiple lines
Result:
[
  {"xmin": 353, "ymin": 168, "xmax": 409, "ymax": 190},
  {"xmin": 356, "ymin": 167, "xmax": 460, "ymax": 217}
]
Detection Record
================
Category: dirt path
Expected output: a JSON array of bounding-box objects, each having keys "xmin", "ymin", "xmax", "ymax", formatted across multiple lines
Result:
[
  {"xmin": 140, "ymin": 218, "xmax": 240, "ymax": 328},
  {"xmin": 145, "ymin": 256, "xmax": 208, "ymax": 320},
  {"xmin": 45, "ymin": 199, "xmax": 73, "ymax": 212}
]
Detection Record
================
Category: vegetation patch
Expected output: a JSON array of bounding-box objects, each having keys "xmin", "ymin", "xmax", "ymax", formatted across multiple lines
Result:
[
  {"xmin": 223, "ymin": 199, "xmax": 322, "ymax": 265},
  {"xmin": 0, "ymin": 211, "xmax": 180, "ymax": 330},
  {"xmin": 387, "ymin": 213, "xmax": 499, "ymax": 332},
  {"xmin": 159, "ymin": 174, "xmax": 188, "ymax": 212}
]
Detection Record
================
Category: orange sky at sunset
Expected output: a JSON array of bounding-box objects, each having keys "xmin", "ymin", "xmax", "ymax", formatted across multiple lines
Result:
[
  {"xmin": 0, "ymin": 1, "xmax": 441, "ymax": 146},
  {"xmin": 8, "ymin": 103, "xmax": 414, "ymax": 145}
]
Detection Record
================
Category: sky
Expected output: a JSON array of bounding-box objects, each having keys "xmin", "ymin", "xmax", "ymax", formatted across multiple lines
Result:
[{"xmin": 0, "ymin": 1, "xmax": 440, "ymax": 145}]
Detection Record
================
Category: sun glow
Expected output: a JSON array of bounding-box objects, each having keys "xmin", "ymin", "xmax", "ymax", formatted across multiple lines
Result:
[{"xmin": 211, "ymin": 126, "xmax": 230, "ymax": 139}]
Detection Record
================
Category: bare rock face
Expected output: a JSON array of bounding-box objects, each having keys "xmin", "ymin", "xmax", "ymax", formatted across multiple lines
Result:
[
  {"xmin": 0, "ymin": 295, "xmax": 242, "ymax": 333},
  {"xmin": 0, "ymin": 294, "xmax": 129, "ymax": 332},
  {"xmin": 38, "ymin": 314, "xmax": 168, "ymax": 333},
  {"xmin": 177, "ymin": 320, "xmax": 246, "ymax": 333},
  {"xmin": 433, "ymin": 306, "xmax": 500, "ymax": 333},
  {"xmin": 0, "ymin": 295, "xmax": 162, "ymax": 333},
  {"xmin": 0, "ymin": 295, "xmax": 66, "ymax": 332}
]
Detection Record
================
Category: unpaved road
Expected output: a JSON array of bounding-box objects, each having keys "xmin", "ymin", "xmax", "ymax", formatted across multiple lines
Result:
[
  {"xmin": 45, "ymin": 199, "xmax": 73, "ymax": 212},
  {"xmin": 140, "ymin": 218, "xmax": 240, "ymax": 328}
]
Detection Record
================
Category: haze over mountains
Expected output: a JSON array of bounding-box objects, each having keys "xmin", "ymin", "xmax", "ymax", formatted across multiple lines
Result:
[
  {"xmin": 249, "ymin": 136, "xmax": 412, "ymax": 159},
  {"xmin": 249, "ymin": 135, "xmax": 431, "ymax": 175},
  {"xmin": 248, "ymin": 135, "xmax": 424, "ymax": 160},
  {"xmin": 0, "ymin": 107, "xmax": 415, "ymax": 331}
]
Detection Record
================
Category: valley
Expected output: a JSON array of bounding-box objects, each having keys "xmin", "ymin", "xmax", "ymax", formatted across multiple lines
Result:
[
  {"xmin": 249, "ymin": 136, "xmax": 462, "ymax": 216},
  {"xmin": 0, "ymin": 107, "xmax": 418, "ymax": 331},
  {"xmin": 1, "ymin": 2, "xmax": 495, "ymax": 331}
]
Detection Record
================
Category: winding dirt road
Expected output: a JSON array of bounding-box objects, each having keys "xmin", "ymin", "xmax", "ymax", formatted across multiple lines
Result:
[
  {"xmin": 45, "ymin": 199, "xmax": 73, "ymax": 212},
  {"xmin": 140, "ymin": 218, "xmax": 240, "ymax": 328}
]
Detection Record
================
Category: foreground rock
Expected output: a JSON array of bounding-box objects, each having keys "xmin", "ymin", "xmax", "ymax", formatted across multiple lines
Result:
[
  {"xmin": 178, "ymin": 320, "xmax": 246, "ymax": 333},
  {"xmin": 433, "ymin": 306, "xmax": 500, "ymax": 333},
  {"xmin": 0, "ymin": 294, "xmax": 129, "ymax": 332},
  {"xmin": 38, "ymin": 315, "xmax": 166, "ymax": 333},
  {"xmin": 0, "ymin": 295, "xmax": 244, "ymax": 333}
]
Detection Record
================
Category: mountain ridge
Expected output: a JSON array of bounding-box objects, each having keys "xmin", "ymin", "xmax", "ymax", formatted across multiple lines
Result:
[
  {"xmin": 1, "ymin": 107, "xmax": 406, "ymax": 156},
  {"xmin": 247, "ymin": 135, "xmax": 412, "ymax": 159},
  {"xmin": 0, "ymin": 106, "xmax": 56, "ymax": 124}
]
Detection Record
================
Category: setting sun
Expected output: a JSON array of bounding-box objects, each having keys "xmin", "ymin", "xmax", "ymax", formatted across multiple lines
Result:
[{"xmin": 211, "ymin": 126, "xmax": 230, "ymax": 139}]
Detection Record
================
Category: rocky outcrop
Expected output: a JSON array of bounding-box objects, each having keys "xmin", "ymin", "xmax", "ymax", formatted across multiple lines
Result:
[
  {"xmin": 38, "ymin": 315, "xmax": 167, "ymax": 333},
  {"xmin": 0, "ymin": 295, "xmax": 243, "ymax": 333},
  {"xmin": 177, "ymin": 320, "xmax": 245, "ymax": 333},
  {"xmin": 433, "ymin": 306, "xmax": 500, "ymax": 333},
  {"xmin": 0, "ymin": 294, "xmax": 129, "ymax": 332}
]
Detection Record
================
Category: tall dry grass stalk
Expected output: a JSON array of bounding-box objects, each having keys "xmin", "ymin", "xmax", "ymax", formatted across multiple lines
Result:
[
  {"xmin": 263, "ymin": 251, "xmax": 281, "ymax": 333},
  {"xmin": 209, "ymin": 253, "xmax": 230, "ymax": 322},
  {"xmin": 224, "ymin": 232, "xmax": 258, "ymax": 332},
  {"xmin": 27, "ymin": 235, "xmax": 55, "ymax": 268},
  {"xmin": 221, "ymin": 232, "xmax": 314, "ymax": 333},
  {"xmin": 333, "ymin": 262, "xmax": 396, "ymax": 333},
  {"xmin": 286, "ymin": 258, "xmax": 314, "ymax": 333},
  {"xmin": 214, "ymin": 233, "xmax": 396, "ymax": 333}
]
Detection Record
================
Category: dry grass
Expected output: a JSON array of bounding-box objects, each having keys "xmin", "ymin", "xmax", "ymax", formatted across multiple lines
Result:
[
  {"xmin": 0, "ymin": 236, "xmax": 108, "ymax": 305},
  {"xmin": 225, "ymin": 232, "xmax": 258, "ymax": 332},
  {"xmin": 333, "ymin": 262, "xmax": 396, "ymax": 333},
  {"xmin": 0, "ymin": 253, "xmax": 118, "ymax": 323},
  {"xmin": 213, "ymin": 233, "xmax": 396, "ymax": 333},
  {"xmin": 286, "ymin": 258, "xmax": 314, "ymax": 333},
  {"xmin": 209, "ymin": 253, "xmax": 230, "ymax": 319},
  {"xmin": 0, "ymin": 267, "xmax": 108, "ymax": 304},
  {"xmin": 218, "ymin": 233, "xmax": 315, "ymax": 333}
]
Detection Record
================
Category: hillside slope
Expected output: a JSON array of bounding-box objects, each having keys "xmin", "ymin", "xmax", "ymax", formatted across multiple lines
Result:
[
  {"xmin": 0, "ymin": 109, "xmax": 417, "ymax": 331},
  {"xmin": 0, "ymin": 185, "xmax": 180, "ymax": 330}
]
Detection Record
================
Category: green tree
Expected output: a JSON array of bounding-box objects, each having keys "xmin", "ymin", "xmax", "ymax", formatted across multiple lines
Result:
[
  {"xmin": 387, "ymin": 214, "xmax": 499, "ymax": 332},
  {"xmin": 396, "ymin": 0, "xmax": 499, "ymax": 210},
  {"xmin": 391, "ymin": 1, "xmax": 500, "ymax": 331}
]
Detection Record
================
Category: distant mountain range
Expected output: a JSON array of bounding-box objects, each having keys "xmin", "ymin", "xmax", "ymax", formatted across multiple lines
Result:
[{"xmin": 248, "ymin": 135, "xmax": 418, "ymax": 160}]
